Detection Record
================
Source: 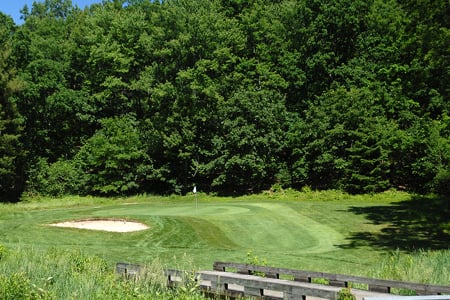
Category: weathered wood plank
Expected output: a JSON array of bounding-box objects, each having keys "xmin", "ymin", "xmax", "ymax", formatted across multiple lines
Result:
[
  {"xmin": 117, "ymin": 262, "xmax": 450, "ymax": 300},
  {"xmin": 364, "ymin": 296, "xmax": 450, "ymax": 300},
  {"xmin": 213, "ymin": 262, "xmax": 450, "ymax": 295},
  {"xmin": 116, "ymin": 262, "xmax": 142, "ymax": 277},
  {"xmin": 199, "ymin": 270, "xmax": 343, "ymax": 300}
]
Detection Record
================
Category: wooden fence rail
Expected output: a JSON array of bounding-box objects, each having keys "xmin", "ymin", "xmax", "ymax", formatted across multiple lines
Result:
[
  {"xmin": 196, "ymin": 270, "xmax": 342, "ymax": 300},
  {"xmin": 116, "ymin": 262, "xmax": 450, "ymax": 300},
  {"xmin": 364, "ymin": 297, "xmax": 450, "ymax": 300},
  {"xmin": 213, "ymin": 262, "xmax": 450, "ymax": 296}
]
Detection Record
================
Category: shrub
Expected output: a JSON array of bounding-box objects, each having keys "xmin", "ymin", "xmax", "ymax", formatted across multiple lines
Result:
[
  {"xmin": 25, "ymin": 158, "xmax": 82, "ymax": 197},
  {"xmin": 0, "ymin": 272, "xmax": 51, "ymax": 300},
  {"xmin": 432, "ymin": 167, "xmax": 450, "ymax": 196},
  {"xmin": 73, "ymin": 116, "xmax": 154, "ymax": 196}
]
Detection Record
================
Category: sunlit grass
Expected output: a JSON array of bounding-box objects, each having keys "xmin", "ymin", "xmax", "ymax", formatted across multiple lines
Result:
[
  {"xmin": 0, "ymin": 190, "xmax": 448, "ymax": 287},
  {"xmin": 369, "ymin": 249, "xmax": 450, "ymax": 285},
  {"xmin": 0, "ymin": 245, "xmax": 207, "ymax": 299}
]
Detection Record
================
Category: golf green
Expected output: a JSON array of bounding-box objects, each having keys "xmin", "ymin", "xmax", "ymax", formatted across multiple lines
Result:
[{"xmin": 0, "ymin": 197, "xmax": 389, "ymax": 274}]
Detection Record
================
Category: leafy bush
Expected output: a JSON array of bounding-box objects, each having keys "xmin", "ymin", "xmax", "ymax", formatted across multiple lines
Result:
[
  {"xmin": 25, "ymin": 158, "xmax": 82, "ymax": 197},
  {"xmin": 0, "ymin": 272, "xmax": 52, "ymax": 300},
  {"xmin": 74, "ymin": 116, "xmax": 155, "ymax": 196},
  {"xmin": 432, "ymin": 167, "xmax": 450, "ymax": 196}
]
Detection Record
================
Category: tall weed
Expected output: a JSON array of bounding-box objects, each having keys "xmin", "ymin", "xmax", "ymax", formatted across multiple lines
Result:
[
  {"xmin": 0, "ymin": 245, "xmax": 209, "ymax": 299},
  {"xmin": 246, "ymin": 249, "xmax": 267, "ymax": 277},
  {"xmin": 369, "ymin": 249, "xmax": 450, "ymax": 285}
]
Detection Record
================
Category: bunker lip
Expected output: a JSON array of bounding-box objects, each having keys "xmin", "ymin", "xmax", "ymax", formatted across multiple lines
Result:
[{"xmin": 48, "ymin": 218, "xmax": 149, "ymax": 232}]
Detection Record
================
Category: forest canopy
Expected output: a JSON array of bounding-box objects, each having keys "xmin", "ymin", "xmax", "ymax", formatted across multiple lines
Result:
[{"xmin": 0, "ymin": 0, "xmax": 449, "ymax": 201}]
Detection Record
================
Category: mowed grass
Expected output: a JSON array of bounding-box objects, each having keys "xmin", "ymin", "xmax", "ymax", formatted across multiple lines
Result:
[{"xmin": 1, "ymin": 190, "xmax": 448, "ymax": 282}]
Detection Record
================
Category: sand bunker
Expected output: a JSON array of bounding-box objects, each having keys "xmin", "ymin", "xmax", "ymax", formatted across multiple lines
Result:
[{"xmin": 49, "ymin": 219, "xmax": 149, "ymax": 232}]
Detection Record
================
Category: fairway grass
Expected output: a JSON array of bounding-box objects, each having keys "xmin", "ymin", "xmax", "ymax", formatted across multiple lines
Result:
[{"xmin": 0, "ymin": 191, "xmax": 448, "ymax": 283}]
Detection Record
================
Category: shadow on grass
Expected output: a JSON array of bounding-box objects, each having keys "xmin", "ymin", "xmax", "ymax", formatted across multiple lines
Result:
[{"xmin": 339, "ymin": 195, "xmax": 450, "ymax": 251}]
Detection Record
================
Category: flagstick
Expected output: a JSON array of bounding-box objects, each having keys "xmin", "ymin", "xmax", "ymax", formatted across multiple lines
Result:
[{"xmin": 193, "ymin": 185, "xmax": 198, "ymax": 209}]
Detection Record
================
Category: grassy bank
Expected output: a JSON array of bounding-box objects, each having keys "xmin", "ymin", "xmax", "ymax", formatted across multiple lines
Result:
[{"xmin": 0, "ymin": 190, "xmax": 448, "ymax": 292}]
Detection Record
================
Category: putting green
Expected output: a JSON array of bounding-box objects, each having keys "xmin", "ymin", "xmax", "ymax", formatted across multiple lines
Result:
[
  {"xmin": 90, "ymin": 201, "xmax": 346, "ymax": 259},
  {"xmin": 92, "ymin": 202, "xmax": 342, "ymax": 251},
  {"xmin": 93, "ymin": 204, "xmax": 252, "ymax": 216}
]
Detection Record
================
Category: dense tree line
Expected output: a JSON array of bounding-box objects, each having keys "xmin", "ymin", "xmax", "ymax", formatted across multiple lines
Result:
[{"xmin": 0, "ymin": 0, "xmax": 449, "ymax": 201}]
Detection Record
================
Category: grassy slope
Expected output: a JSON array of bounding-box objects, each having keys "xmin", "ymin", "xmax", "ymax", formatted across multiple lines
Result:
[{"xmin": 0, "ymin": 191, "xmax": 445, "ymax": 279}]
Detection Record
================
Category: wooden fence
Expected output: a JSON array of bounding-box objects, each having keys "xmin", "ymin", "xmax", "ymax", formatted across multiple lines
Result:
[
  {"xmin": 364, "ymin": 297, "xmax": 450, "ymax": 300},
  {"xmin": 116, "ymin": 261, "xmax": 450, "ymax": 300},
  {"xmin": 213, "ymin": 262, "xmax": 450, "ymax": 296},
  {"xmin": 188, "ymin": 270, "xmax": 394, "ymax": 300}
]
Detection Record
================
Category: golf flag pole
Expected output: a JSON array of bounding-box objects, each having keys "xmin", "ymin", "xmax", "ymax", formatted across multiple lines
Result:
[{"xmin": 193, "ymin": 185, "xmax": 197, "ymax": 209}]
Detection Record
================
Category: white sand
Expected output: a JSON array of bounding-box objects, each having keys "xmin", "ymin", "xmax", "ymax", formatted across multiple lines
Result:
[{"xmin": 49, "ymin": 219, "xmax": 149, "ymax": 232}]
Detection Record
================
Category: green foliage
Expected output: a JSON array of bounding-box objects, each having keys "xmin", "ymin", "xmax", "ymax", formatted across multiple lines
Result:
[
  {"xmin": 0, "ymin": 272, "xmax": 39, "ymax": 300},
  {"xmin": 432, "ymin": 167, "xmax": 450, "ymax": 197},
  {"xmin": 0, "ymin": 13, "xmax": 26, "ymax": 202},
  {"xmin": 0, "ymin": 245, "xmax": 208, "ymax": 299},
  {"xmin": 203, "ymin": 89, "xmax": 288, "ymax": 194},
  {"xmin": 338, "ymin": 288, "xmax": 356, "ymax": 300},
  {"xmin": 290, "ymin": 86, "xmax": 395, "ymax": 191},
  {"xmin": 3, "ymin": 0, "xmax": 450, "ymax": 197},
  {"xmin": 173, "ymin": 270, "xmax": 202, "ymax": 299},
  {"xmin": 74, "ymin": 115, "xmax": 154, "ymax": 196},
  {"xmin": 246, "ymin": 249, "xmax": 267, "ymax": 277},
  {"xmin": 25, "ymin": 158, "xmax": 82, "ymax": 197}
]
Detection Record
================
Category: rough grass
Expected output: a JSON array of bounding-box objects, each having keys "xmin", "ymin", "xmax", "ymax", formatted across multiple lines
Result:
[
  {"xmin": 0, "ymin": 245, "xmax": 207, "ymax": 299},
  {"xmin": 1, "ymin": 190, "xmax": 448, "ymax": 285},
  {"xmin": 369, "ymin": 249, "xmax": 450, "ymax": 284}
]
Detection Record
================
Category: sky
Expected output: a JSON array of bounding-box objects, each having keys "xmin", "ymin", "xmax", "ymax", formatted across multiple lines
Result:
[{"xmin": 0, "ymin": 0, "xmax": 102, "ymax": 25}]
